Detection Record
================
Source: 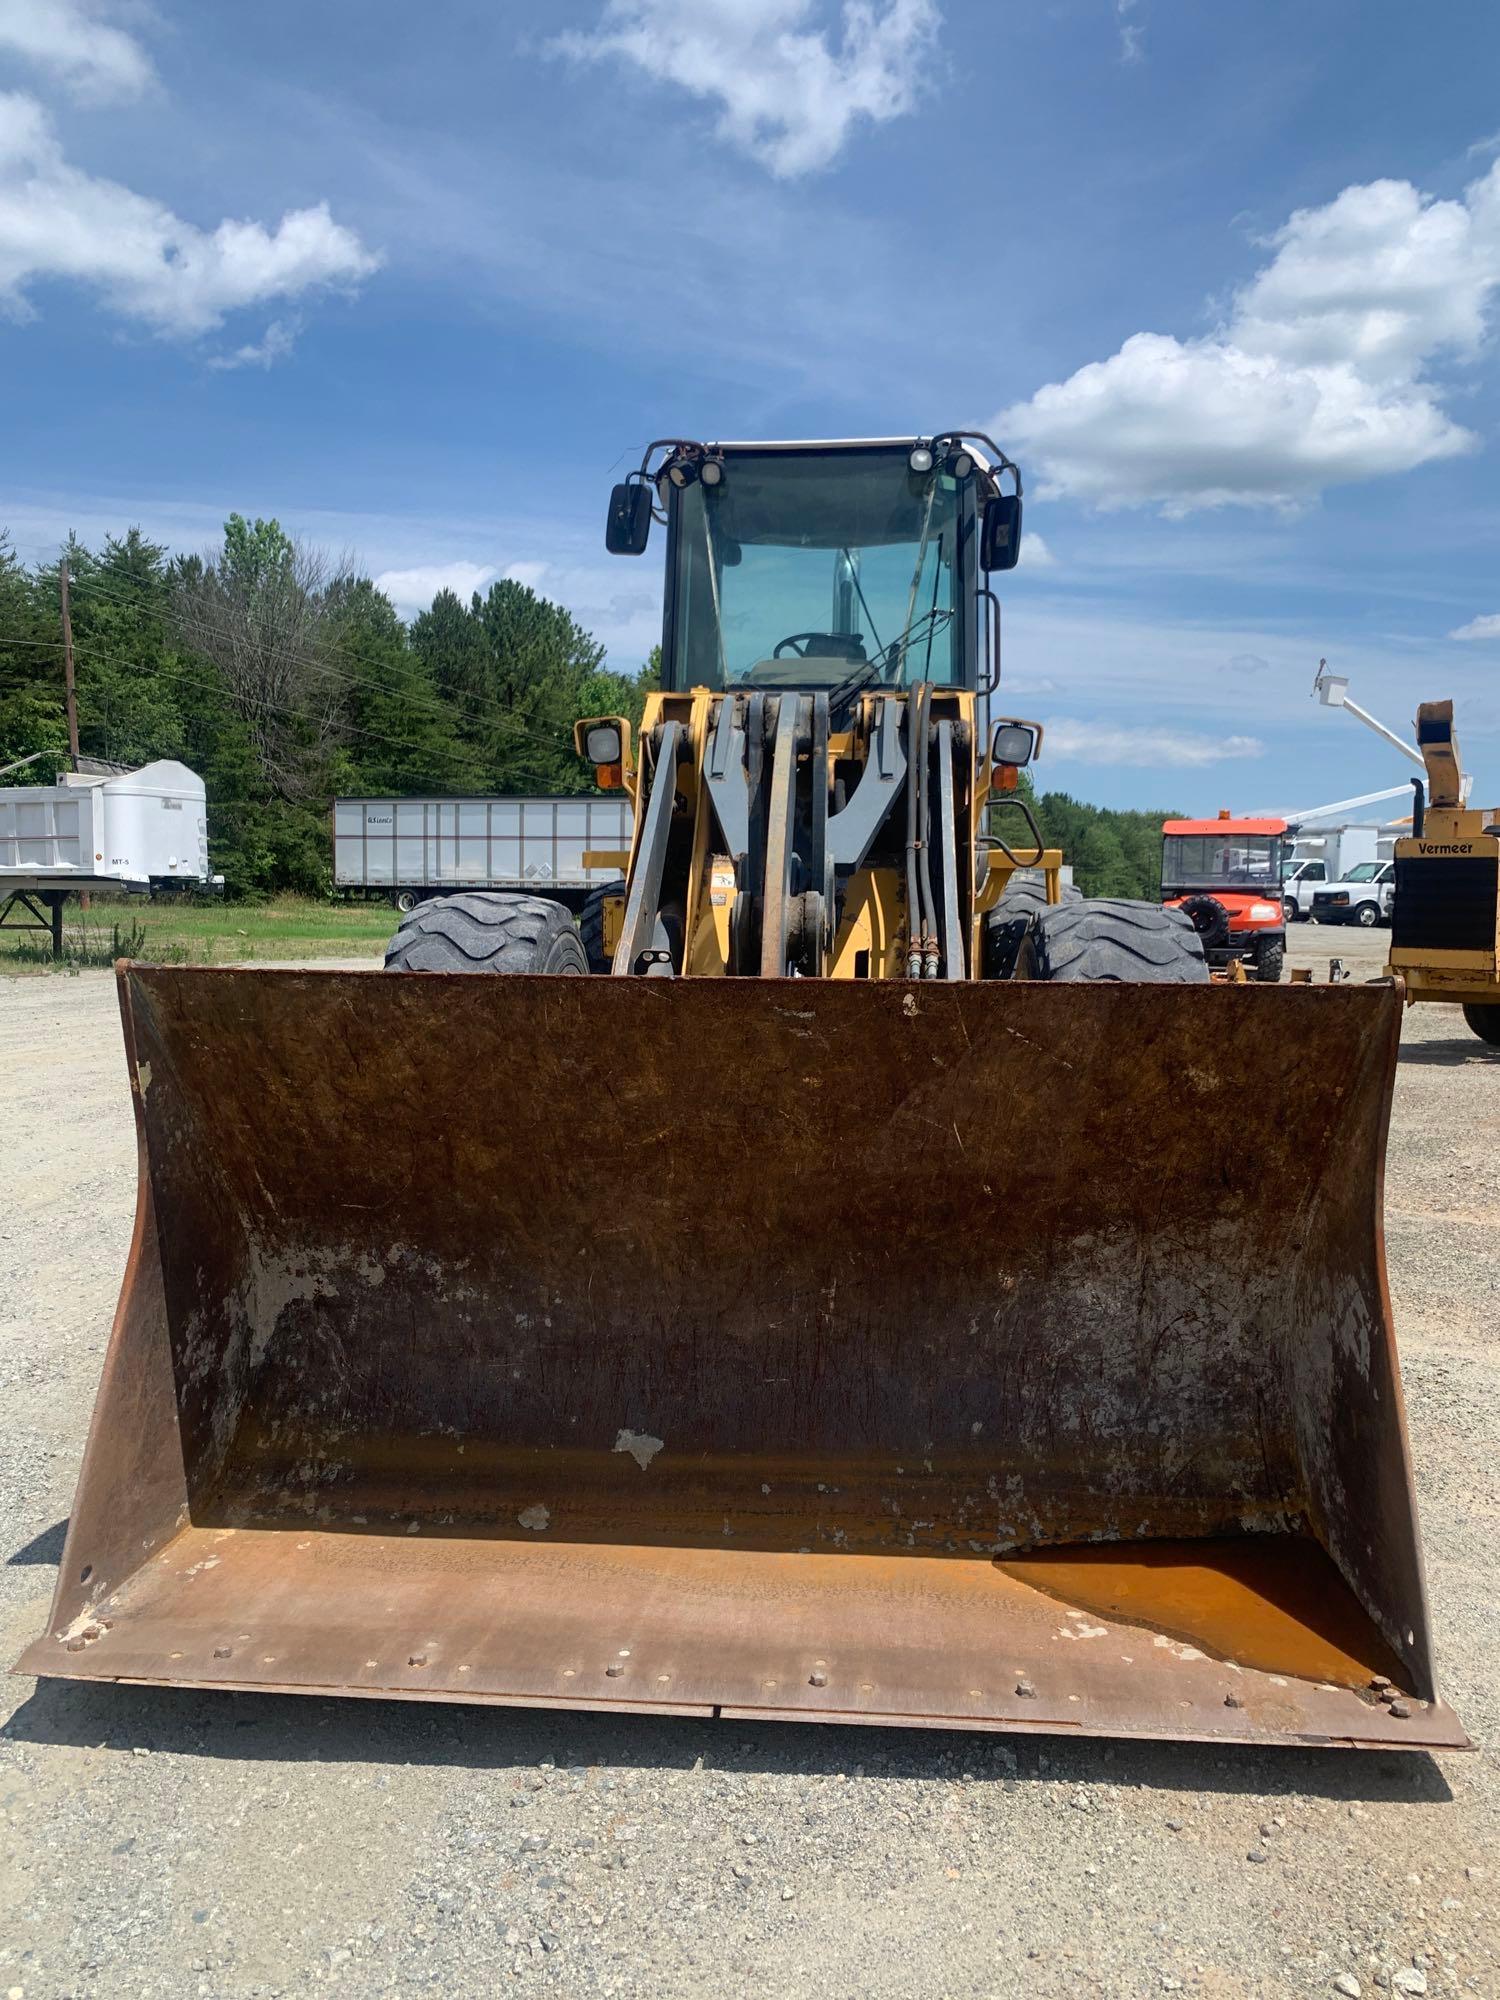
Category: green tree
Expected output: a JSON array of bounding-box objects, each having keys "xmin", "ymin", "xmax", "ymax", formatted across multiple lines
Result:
[{"xmin": 0, "ymin": 532, "xmax": 68, "ymax": 774}]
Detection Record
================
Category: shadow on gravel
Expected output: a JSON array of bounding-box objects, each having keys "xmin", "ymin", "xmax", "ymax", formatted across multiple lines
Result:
[
  {"xmin": 3, "ymin": 1674, "xmax": 1455, "ymax": 1809},
  {"xmin": 1398, "ymin": 1041, "xmax": 1499, "ymax": 1066},
  {"xmin": 7, "ymin": 1519, "xmax": 68, "ymax": 1566}
]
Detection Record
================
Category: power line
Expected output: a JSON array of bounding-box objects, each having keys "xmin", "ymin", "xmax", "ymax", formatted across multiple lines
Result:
[
  {"xmin": 47, "ymin": 641, "xmax": 570, "ymax": 789},
  {"xmin": 4, "ymin": 632, "xmax": 577, "ymax": 791},
  {"xmin": 9, "ymin": 588, "xmax": 596, "ymax": 773},
  {"xmin": 5, "ymin": 554, "xmax": 651, "ymax": 792},
  {"xmin": 58, "ymin": 565, "xmax": 608, "ymax": 760}
]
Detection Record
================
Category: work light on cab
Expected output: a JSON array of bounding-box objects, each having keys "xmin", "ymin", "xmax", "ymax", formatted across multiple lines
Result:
[{"xmin": 574, "ymin": 715, "xmax": 629, "ymax": 788}]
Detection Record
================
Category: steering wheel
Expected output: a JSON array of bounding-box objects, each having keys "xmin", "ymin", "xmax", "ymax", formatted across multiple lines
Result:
[{"xmin": 773, "ymin": 631, "xmax": 870, "ymax": 662}]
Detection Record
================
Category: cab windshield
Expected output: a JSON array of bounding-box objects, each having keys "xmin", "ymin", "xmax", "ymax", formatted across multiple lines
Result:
[
  {"xmin": 1344, "ymin": 862, "xmax": 1382, "ymax": 881},
  {"xmin": 668, "ymin": 448, "xmax": 966, "ymax": 694},
  {"xmin": 1162, "ymin": 834, "xmax": 1284, "ymax": 891}
]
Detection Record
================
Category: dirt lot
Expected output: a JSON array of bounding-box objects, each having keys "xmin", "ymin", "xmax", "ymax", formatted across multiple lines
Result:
[{"xmin": 2, "ymin": 934, "xmax": 1496, "ymax": 2000}]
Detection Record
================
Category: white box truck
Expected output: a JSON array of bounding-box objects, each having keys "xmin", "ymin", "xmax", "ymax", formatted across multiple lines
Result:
[{"xmin": 1283, "ymin": 824, "xmax": 1393, "ymax": 920}]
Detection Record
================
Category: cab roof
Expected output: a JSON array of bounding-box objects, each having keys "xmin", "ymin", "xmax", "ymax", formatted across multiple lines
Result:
[{"xmin": 1163, "ymin": 817, "xmax": 1288, "ymax": 836}]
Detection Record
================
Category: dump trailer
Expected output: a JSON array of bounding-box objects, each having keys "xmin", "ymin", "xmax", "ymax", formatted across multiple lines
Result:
[
  {"xmin": 331, "ymin": 793, "xmax": 632, "ymax": 915},
  {"xmin": 1385, "ymin": 699, "xmax": 1500, "ymax": 1045},
  {"xmin": 19, "ymin": 435, "xmax": 1464, "ymax": 1752}
]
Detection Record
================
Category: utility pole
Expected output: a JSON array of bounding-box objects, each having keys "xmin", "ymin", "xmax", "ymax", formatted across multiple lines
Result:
[
  {"xmin": 60, "ymin": 559, "xmax": 80, "ymax": 766},
  {"xmin": 60, "ymin": 559, "xmax": 88, "ymax": 915}
]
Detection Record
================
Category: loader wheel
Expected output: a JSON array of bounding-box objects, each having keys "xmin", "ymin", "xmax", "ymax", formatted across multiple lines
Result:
[
  {"xmin": 384, "ymin": 892, "xmax": 589, "ymax": 975},
  {"xmin": 580, "ymin": 878, "xmax": 625, "ymax": 975},
  {"xmin": 1462, "ymin": 1002, "xmax": 1500, "ymax": 1046},
  {"xmin": 1027, "ymin": 898, "xmax": 1210, "ymax": 984},
  {"xmin": 981, "ymin": 876, "xmax": 1082, "ymax": 978},
  {"xmin": 997, "ymin": 877, "xmax": 1084, "ymax": 909}
]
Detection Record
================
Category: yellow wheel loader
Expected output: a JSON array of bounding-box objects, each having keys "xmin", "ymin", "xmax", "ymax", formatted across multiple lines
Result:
[
  {"xmin": 19, "ymin": 436, "xmax": 1465, "ymax": 1751},
  {"xmin": 1385, "ymin": 699, "xmax": 1500, "ymax": 1046}
]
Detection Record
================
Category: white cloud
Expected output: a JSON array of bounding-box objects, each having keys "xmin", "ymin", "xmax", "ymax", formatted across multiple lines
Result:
[
  {"xmin": 1450, "ymin": 613, "xmax": 1500, "ymax": 641},
  {"xmin": 1045, "ymin": 721, "xmax": 1264, "ymax": 767},
  {"xmin": 999, "ymin": 157, "xmax": 1500, "ymax": 514},
  {"xmin": 552, "ymin": 0, "xmax": 940, "ymax": 177},
  {"xmin": 1115, "ymin": 0, "xmax": 1143, "ymax": 64},
  {"xmin": 372, "ymin": 559, "xmax": 563, "ymax": 614},
  {"xmin": 0, "ymin": 0, "xmax": 153, "ymax": 104},
  {"xmin": 374, "ymin": 561, "xmax": 499, "ymax": 611},
  {"xmin": 0, "ymin": 93, "xmax": 381, "ymax": 340},
  {"xmin": 205, "ymin": 317, "xmax": 300, "ymax": 372},
  {"xmin": 1019, "ymin": 529, "xmax": 1056, "ymax": 569}
]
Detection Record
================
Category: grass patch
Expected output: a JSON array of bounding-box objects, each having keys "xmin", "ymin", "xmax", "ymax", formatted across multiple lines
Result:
[{"xmin": 0, "ymin": 893, "xmax": 394, "ymax": 973}]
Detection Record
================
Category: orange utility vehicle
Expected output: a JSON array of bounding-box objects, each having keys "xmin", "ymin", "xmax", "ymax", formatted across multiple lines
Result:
[{"xmin": 1161, "ymin": 810, "xmax": 1288, "ymax": 983}]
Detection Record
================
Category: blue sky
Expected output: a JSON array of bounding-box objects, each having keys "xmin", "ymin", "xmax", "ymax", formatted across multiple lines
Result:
[{"xmin": 3, "ymin": 0, "xmax": 1499, "ymax": 811}]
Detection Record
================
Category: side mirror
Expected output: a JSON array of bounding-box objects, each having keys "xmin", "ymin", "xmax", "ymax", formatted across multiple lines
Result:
[
  {"xmin": 981, "ymin": 492, "xmax": 1023, "ymax": 572},
  {"xmin": 605, "ymin": 480, "xmax": 652, "ymax": 556}
]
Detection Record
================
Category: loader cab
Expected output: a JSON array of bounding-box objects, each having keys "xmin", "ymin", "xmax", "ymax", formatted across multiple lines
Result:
[{"xmin": 655, "ymin": 442, "xmax": 989, "ymax": 699}]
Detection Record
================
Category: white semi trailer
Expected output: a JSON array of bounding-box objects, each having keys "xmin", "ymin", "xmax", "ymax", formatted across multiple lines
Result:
[{"xmin": 333, "ymin": 794, "xmax": 632, "ymax": 913}]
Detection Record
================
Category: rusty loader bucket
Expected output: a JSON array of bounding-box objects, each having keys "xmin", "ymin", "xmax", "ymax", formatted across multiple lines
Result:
[{"xmin": 17, "ymin": 965, "xmax": 1465, "ymax": 1750}]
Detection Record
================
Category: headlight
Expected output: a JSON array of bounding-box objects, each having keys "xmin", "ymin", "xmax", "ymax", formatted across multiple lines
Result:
[
  {"xmin": 908, "ymin": 444, "xmax": 935, "ymax": 474},
  {"xmin": 990, "ymin": 721, "xmax": 1037, "ymax": 767},
  {"xmin": 585, "ymin": 723, "xmax": 623, "ymax": 765},
  {"xmin": 1248, "ymin": 903, "xmax": 1280, "ymax": 922}
]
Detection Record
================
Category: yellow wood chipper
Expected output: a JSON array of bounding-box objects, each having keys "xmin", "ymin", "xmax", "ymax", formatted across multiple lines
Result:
[{"xmin": 1385, "ymin": 698, "xmax": 1500, "ymax": 1045}]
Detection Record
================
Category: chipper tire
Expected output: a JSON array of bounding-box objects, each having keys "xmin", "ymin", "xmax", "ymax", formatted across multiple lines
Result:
[
  {"xmin": 1462, "ymin": 1001, "xmax": 1500, "ymax": 1045},
  {"xmin": 1027, "ymin": 897, "xmax": 1210, "ymax": 983},
  {"xmin": 385, "ymin": 892, "xmax": 588, "ymax": 975}
]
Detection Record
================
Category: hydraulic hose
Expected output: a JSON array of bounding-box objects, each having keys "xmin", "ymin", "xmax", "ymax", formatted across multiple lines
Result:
[
  {"xmin": 904, "ymin": 688, "xmax": 922, "ymax": 978},
  {"xmin": 914, "ymin": 683, "xmax": 939, "ymax": 977}
]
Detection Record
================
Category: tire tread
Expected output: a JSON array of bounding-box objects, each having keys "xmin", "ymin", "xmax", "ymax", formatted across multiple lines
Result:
[
  {"xmin": 1031, "ymin": 897, "xmax": 1210, "ymax": 984},
  {"xmin": 385, "ymin": 892, "xmax": 588, "ymax": 974}
]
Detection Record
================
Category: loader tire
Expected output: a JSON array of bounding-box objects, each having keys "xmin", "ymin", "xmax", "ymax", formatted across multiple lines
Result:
[
  {"xmin": 384, "ymin": 892, "xmax": 589, "ymax": 975},
  {"xmin": 1462, "ymin": 1002, "xmax": 1500, "ymax": 1046},
  {"xmin": 580, "ymin": 879, "xmax": 625, "ymax": 975},
  {"xmin": 982, "ymin": 875, "xmax": 1082, "ymax": 978},
  {"xmin": 1028, "ymin": 898, "xmax": 1210, "ymax": 984}
]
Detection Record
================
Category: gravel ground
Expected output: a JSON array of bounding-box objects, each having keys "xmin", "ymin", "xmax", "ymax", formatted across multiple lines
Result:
[{"xmin": 2, "ymin": 938, "xmax": 1496, "ymax": 2000}]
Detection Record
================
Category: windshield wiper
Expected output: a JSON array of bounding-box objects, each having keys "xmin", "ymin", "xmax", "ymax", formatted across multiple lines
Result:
[{"xmin": 827, "ymin": 606, "xmax": 954, "ymax": 714}]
